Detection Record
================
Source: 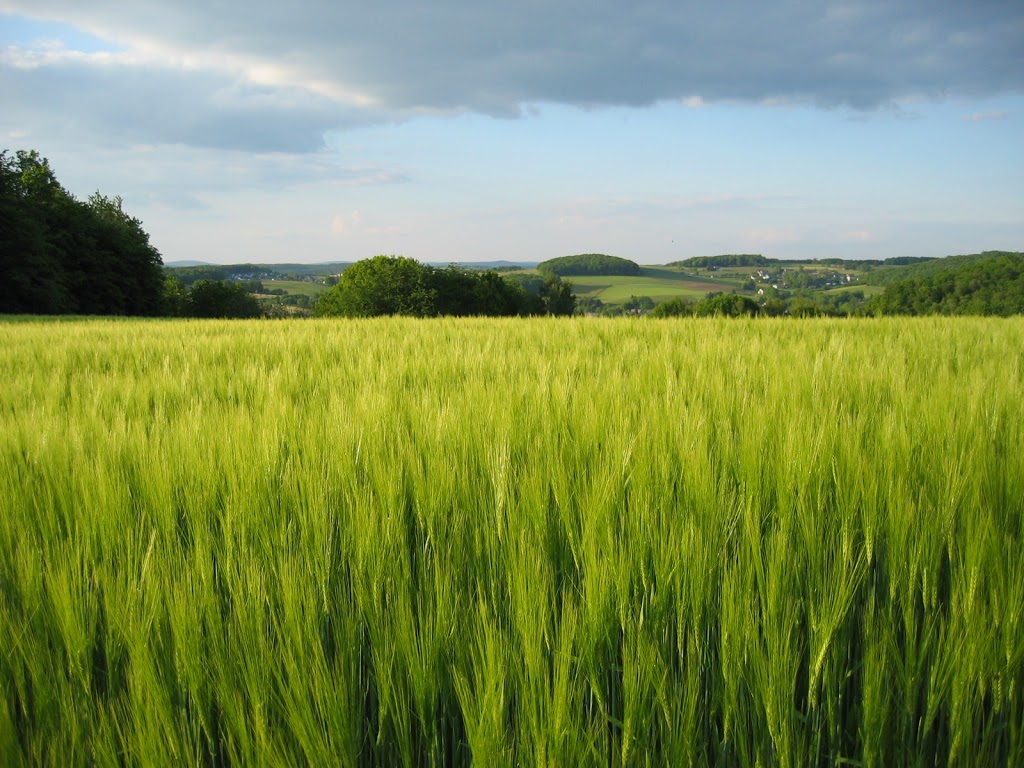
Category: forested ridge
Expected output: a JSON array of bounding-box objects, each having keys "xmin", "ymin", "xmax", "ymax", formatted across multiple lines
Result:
[
  {"xmin": 537, "ymin": 253, "xmax": 640, "ymax": 276},
  {"xmin": 864, "ymin": 252, "xmax": 1024, "ymax": 316}
]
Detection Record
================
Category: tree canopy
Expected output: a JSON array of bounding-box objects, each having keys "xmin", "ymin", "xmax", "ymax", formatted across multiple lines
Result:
[
  {"xmin": 1, "ymin": 150, "xmax": 164, "ymax": 315},
  {"xmin": 537, "ymin": 253, "xmax": 640, "ymax": 276},
  {"xmin": 863, "ymin": 252, "xmax": 1024, "ymax": 316},
  {"xmin": 669, "ymin": 254, "xmax": 772, "ymax": 268},
  {"xmin": 314, "ymin": 256, "xmax": 574, "ymax": 318}
]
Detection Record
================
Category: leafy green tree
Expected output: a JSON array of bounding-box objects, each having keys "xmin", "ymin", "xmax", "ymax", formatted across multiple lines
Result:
[
  {"xmin": 472, "ymin": 270, "xmax": 533, "ymax": 316},
  {"xmin": 1, "ymin": 149, "xmax": 164, "ymax": 315},
  {"xmin": 187, "ymin": 280, "xmax": 262, "ymax": 318},
  {"xmin": 84, "ymin": 192, "xmax": 164, "ymax": 315},
  {"xmin": 315, "ymin": 256, "xmax": 436, "ymax": 317},
  {"xmin": 787, "ymin": 296, "xmax": 825, "ymax": 317},
  {"xmin": 316, "ymin": 257, "xmax": 542, "ymax": 317},
  {"xmin": 693, "ymin": 293, "xmax": 760, "ymax": 317},
  {"xmin": 429, "ymin": 265, "xmax": 480, "ymax": 316},
  {"xmin": 502, "ymin": 272, "xmax": 546, "ymax": 296},
  {"xmin": 0, "ymin": 151, "xmax": 66, "ymax": 312},
  {"xmin": 761, "ymin": 297, "xmax": 788, "ymax": 317},
  {"xmin": 575, "ymin": 296, "xmax": 606, "ymax": 315},
  {"xmin": 539, "ymin": 273, "xmax": 575, "ymax": 315},
  {"xmin": 650, "ymin": 297, "xmax": 694, "ymax": 317},
  {"xmin": 623, "ymin": 295, "xmax": 656, "ymax": 313},
  {"xmin": 161, "ymin": 276, "xmax": 189, "ymax": 316}
]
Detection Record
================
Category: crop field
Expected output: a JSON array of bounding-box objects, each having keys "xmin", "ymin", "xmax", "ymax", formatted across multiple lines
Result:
[
  {"xmin": 262, "ymin": 280, "xmax": 331, "ymax": 298},
  {"xmin": 825, "ymin": 284, "xmax": 885, "ymax": 298},
  {"xmin": 568, "ymin": 272, "xmax": 727, "ymax": 302},
  {"xmin": 1, "ymin": 316, "xmax": 1022, "ymax": 766}
]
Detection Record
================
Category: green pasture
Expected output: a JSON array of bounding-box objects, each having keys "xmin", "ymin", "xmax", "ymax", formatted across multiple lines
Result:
[
  {"xmin": 1, "ymin": 316, "xmax": 1022, "ymax": 766},
  {"xmin": 825, "ymin": 283, "xmax": 884, "ymax": 297},
  {"xmin": 569, "ymin": 268, "xmax": 735, "ymax": 302},
  {"xmin": 262, "ymin": 279, "xmax": 330, "ymax": 297}
]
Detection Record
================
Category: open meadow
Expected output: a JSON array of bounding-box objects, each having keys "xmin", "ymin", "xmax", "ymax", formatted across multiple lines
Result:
[{"xmin": 1, "ymin": 316, "xmax": 1022, "ymax": 766}]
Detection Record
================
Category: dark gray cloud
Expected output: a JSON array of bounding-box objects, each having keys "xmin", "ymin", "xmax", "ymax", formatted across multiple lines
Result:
[
  {"xmin": 3, "ymin": 0, "xmax": 1022, "ymax": 151},
  {"xmin": 0, "ymin": 49, "xmax": 376, "ymax": 152}
]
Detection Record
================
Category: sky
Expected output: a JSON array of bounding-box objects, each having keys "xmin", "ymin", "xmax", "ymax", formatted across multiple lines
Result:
[{"xmin": 1, "ymin": 1, "xmax": 1022, "ymax": 265}]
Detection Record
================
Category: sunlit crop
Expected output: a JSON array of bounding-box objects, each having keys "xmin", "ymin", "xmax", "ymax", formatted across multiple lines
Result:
[{"xmin": 1, "ymin": 316, "xmax": 1021, "ymax": 766}]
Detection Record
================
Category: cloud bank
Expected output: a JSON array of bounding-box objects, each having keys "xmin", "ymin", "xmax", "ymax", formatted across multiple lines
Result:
[{"xmin": 2, "ymin": 0, "xmax": 1022, "ymax": 152}]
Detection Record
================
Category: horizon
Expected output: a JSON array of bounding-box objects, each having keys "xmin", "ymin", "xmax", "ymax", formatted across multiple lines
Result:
[
  {"xmin": 2, "ymin": 1, "xmax": 1022, "ymax": 265},
  {"xmin": 163, "ymin": 250, "xmax": 1016, "ymax": 270}
]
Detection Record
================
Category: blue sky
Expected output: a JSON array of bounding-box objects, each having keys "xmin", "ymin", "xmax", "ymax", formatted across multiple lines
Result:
[{"xmin": 2, "ymin": 1, "xmax": 1022, "ymax": 265}]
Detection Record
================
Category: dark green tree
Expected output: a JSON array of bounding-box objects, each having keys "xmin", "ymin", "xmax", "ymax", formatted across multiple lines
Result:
[
  {"xmin": 0, "ymin": 151, "xmax": 65, "ymax": 312},
  {"xmin": 649, "ymin": 297, "xmax": 694, "ymax": 317},
  {"xmin": 187, "ymin": 280, "xmax": 262, "ymax": 318},
  {"xmin": 316, "ymin": 257, "xmax": 540, "ymax": 317},
  {"xmin": 161, "ymin": 275, "xmax": 189, "ymax": 317},
  {"xmin": 537, "ymin": 253, "xmax": 640, "ymax": 276},
  {"xmin": 472, "ymin": 270, "xmax": 533, "ymax": 316},
  {"xmin": 623, "ymin": 295, "xmax": 656, "ymax": 313},
  {"xmin": 429, "ymin": 265, "xmax": 480, "ymax": 316},
  {"xmin": 1, "ymin": 150, "xmax": 164, "ymax": 315},
  {"xmin": 575, "ymin": 296, "xmax": 606, "ymax": 315},
  {"xmin": 693, "ymin": 293, "xmax": 760, "ymax": 317},
  {"xmin": 539, "ymin": 273, "xmax": 576, "ymax": 315}
]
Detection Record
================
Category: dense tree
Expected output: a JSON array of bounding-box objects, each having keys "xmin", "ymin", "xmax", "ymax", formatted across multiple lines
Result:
[
  {"xmin": 693, "ymin": 293, "xmax": 760, "ymax": 317},
  {"xmin": 471, "ymin": 270, "xmax": 534, "ymax": 316},
  {"xmin": 315, "ymin": 256, "xmax": 545, "ymax": 317},
  {"xmin": 538, "ymin": 273, "xmax": 576, "ymax": 315},
  {"xmin": 537, "ymin": 253, "xmax": 640, "ymax": 276},
  {"xmin": 863, "ymin": 253, "xmax": 1024, "ymax": 316},
  {"xmin": 0, "ymin": 152, "xmax": 64, "ymax": 312},
  {"xmin": 161, "ymin": 276, "xmax": 189, "ymax": 317},
  {"xmin": 315, "ymin": 255, "xmax": 436, "ymax": 317},
  {"xmin": 623, "ymin": 295, "xmax": 656, "ymax": 313},
  {"xmin": 502, "ymin": 272, "xmax": 546, "ymax": 296},
  {"xmin": 1, "ymin": 150, "xmax": 164, "ymax": 315},
  {"xmin": 575, "ymin": 296, "xmax": 606, "ymax": 315},
  {"xmin": 429, "ymin": 265, "xmax": 480, "ymax": 316},
  {"xmin": 187, "ymin": 280, "xmax": 263, "ymax": 318},
  {"xmin": 650, "ymin": 297, "xmax": 694, "ymax": 317},
  {"xmin": 670, "ymin": 254, "xmax": 772, "ymax": 268}
]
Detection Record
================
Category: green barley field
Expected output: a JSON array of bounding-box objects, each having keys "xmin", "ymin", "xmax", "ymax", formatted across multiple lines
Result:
[{"xmin": 1, "ymin": 316, "xmax": 1022, "ymax": 766}]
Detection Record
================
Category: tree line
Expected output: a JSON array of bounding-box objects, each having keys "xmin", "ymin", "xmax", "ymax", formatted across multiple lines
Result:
[
  {"xmin": 314, "ymin": 256, "xmax": 574, "ymax": 317},
  {"xmin": 862, "ymin": 252, "xmax": 1024, "ymax": 316}
]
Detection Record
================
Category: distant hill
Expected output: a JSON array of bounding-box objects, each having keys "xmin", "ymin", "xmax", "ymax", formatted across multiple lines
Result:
[
  {"xmin": 669, "ymin": 254, "xmax": 773, "ymax": 268},
  {"xmin": 538, "ymin": 254, "xmax": 640, "ymax": 276},
  {"xmin": 433, "ymin": 260, "xmax": 538, "ymax": 270},
  {"xmin": 859, "ymin": 251, "xmax": 1018, "ymax": 286},
  {"xmin": 164, "ymin": 260, "xmax": 214, "ymax": 267},
  {"xmin": 863, "ymin": 252, "xmax": 1024, "ymax": 316},
  {"xmin": 166, "ymin": 262, "xmax": 351, "ymax": 282}
]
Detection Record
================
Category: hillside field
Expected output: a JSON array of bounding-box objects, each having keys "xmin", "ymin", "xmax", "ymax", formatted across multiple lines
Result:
[
  {"xmin": 1, "ymin": 316, "xmax": 1022, "ymax": 766},
  {"xmin": 568, "ymin": 268, "xmax": 727, "ymax": 303},
  {"xmin": 261, "ymin": 279, "xmax": 331, "ymax": 298}
]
